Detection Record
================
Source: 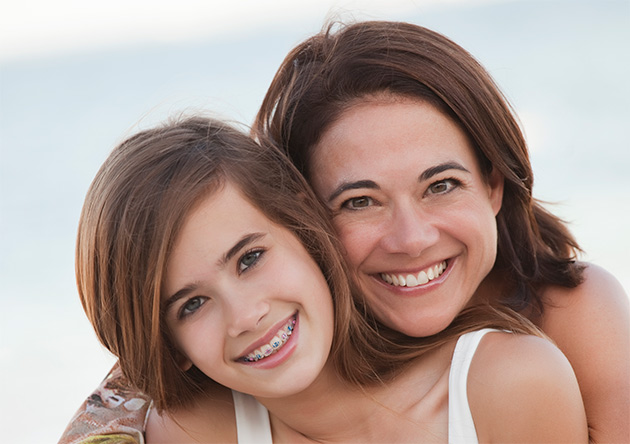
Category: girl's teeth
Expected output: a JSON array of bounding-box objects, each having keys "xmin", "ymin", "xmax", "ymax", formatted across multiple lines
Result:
[
  {"xmin": 243, "ymin": 316, "xmax": 296, "ymax": 362},
  {"xmin": 380, "ymin": 261, "xmax": 447, "ymax": 288}
]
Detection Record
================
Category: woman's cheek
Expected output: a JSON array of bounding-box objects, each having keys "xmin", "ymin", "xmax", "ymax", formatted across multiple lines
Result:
[{"xmin": 333, "ymin": 218, "xmax": 378, "ymax": 266}]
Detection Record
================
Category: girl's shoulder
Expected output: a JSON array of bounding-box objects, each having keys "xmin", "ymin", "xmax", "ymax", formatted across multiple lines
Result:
[
  {"xmin": 145, "ymin": 384, "xmax": 237, "ymax": 443},
  {"xmin": 466, "ymin": 330, "xmax": 588, "ymax": 443}
]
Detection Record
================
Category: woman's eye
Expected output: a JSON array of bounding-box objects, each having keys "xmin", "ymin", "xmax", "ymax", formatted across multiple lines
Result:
[
  {"xmin": 238, "ymin": 249, "xmax": 264, "ymax": 273},
  {"xmin": 341, "ymin": 196, "xmax": 373, "ymax": 210},
  {"xmin": 179, "ymin": 297, "xmax": 206, "ymax": 319},
  {"xmin": 427, "ymin": 178, "xmax": 459, "ymax": 195}
]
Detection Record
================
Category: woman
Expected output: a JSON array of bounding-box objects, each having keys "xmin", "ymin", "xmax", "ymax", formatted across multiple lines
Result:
[
  {"xmin": 254, "ymin": 20, "xmax": 629, "ymax": 442},
  {"xmin": 60, "ymin": 116, "xmax": 585, "ymax": 443}
]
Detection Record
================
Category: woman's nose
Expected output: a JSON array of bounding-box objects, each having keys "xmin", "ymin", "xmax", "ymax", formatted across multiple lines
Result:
[{"xmin": 378, "ymin": 204, "xmax": 439, "ymax": 257}]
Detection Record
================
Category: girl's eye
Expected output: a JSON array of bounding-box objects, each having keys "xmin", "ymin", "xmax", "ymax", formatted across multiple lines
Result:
[
  {"xmin": 179, "ymin": 296, "xmax": 207, "ymax": 319},
  {"xmin": 238, "ymin": 249, "xmax": 264, "ymax": 273},
  {"xmin": 427, "ymin": 178, "xmax": 460, "ymax": 195},
  {"xmin": 341, "ymin": 196, "xmax": 373, "ymax": 210}
]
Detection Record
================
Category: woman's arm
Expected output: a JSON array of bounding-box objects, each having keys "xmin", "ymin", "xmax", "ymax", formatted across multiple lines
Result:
[
  {"xmin": 469, "ymin": 332, "xmax": 588, "ymax": 443},
  {"xmin": 541, "ymin": 263, "xmax": 630, "ymax": 443},
  {"xmin": 58, "ymin": 364, "xmax": 151, "ymax": 444},
  {"xmin": 145, "ymin": 384, "xmax": 236, "ymax": 443}
]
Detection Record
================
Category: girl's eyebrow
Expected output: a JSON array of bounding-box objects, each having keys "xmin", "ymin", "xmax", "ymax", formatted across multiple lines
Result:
[
  {"xmin": 218, "ymin": 232, "xmax": 266, "ymax": 267},
  {"xmin": 164, "ymin": 232, "xmax": 266, "ymax": 309},
  {"xmin": 327, "ymin": 162, "xmax": 470, "ymax": 203},
  {"xmin": 164, "ymin": 283, "xmax": 199, "ymax": 311}
]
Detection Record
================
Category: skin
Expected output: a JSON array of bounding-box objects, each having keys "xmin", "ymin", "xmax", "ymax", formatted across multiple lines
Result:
[
  {"xmin": 309, "ymin": 95, "xmax": 628, "ymax": 442},
  {"xmin": 540, "ymin": 266, "xmax": 630, "ymax": 443},
  {"xmin": 147, "ymin": 330, "xmax": 587, "ymax": 443},
  {"xmin": 145, "ymin": 175, "xmax": 587, "ymax": 443},
  {"xmin": 310, "ymin": 97, "xmax": 504, "ymax": 337}
]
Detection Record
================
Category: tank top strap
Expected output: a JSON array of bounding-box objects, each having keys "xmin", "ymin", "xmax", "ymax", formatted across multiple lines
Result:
[
  {"xmin": 448, "ymin": 328, "xmax": 499, "ymax": 444},
  {"xmin": 231, "ymin": 390, "xmax": 273, "ymax": 444}
]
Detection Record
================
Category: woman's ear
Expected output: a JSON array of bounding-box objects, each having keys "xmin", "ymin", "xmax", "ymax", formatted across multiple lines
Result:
[{"xmin": 487, "ymin": 167, "xmax": 504, "ymax": 216}]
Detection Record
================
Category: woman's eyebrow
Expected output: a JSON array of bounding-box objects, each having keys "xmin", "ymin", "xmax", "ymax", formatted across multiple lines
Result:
[
  {"xmin": 328, "ymin": 180, "xmax": 379, "ymax": 202},
  {"xmin": 326, "ymin": 162, "xmax": 469, "ymax": 202},
  {"xmin": 419, "ymin": 162, "xmax": 470, "ymax": 182}
]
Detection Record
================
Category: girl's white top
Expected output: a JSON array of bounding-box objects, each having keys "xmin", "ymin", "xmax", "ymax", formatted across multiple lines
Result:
[{"xmin": 232, "ymin": 328, "xmax": 497, "ymax": 443}]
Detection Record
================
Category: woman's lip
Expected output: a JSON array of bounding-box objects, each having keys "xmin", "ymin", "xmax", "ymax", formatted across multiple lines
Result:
[
  {"xmin": 374, "ymin": 259, "xmax": 451, "ymax": 280},
  {"xmin": 237, "ymin": 312, "xmax": 298, "ymax": 360},
  {"xmin": 373, "ymin": 258, "xmax": 455, "ymax": 290}
]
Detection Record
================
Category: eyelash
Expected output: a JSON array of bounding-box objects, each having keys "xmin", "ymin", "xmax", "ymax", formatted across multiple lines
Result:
[
  {"xmin": 238, "ymin": 248, "xmax": 265, "ymax": 274},
  {"xmin": 178, "ymin": 296, "xmax": 208, "ymax": 319},
  {"xmin": 338, "ymin": 177, "xmax": 462, "ymax": 211},
  {"xmin": 340, "ymin": 196, "xmax": 374, "ymax": 211},
  {"xmin": 175, "ymin": 249, "xmax": 266, "ymax": 320},
  {"xmin": 425, "ymin": 177, "xmax": 462, "ymax": 195}
]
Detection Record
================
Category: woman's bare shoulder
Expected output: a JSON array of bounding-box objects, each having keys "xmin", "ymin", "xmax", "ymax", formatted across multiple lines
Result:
[
  {"xmin": 543, "ymin": 262, "xmax": 628, "ymax": 319},
  {"xmin": 145, "ymin": 385, "xmax": 237, "ymax": 443},
  {"xmin": 467, "ymin": 331, "xmax": 588, "ymax": 443},
  {"xmin": 540, "ymin": 262, "xmax": 629, "ymax": 443}
]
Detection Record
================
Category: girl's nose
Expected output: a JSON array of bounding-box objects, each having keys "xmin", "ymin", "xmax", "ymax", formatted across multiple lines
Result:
[{"xmin": 225, "ymin": 295, "xmax": 271, "ymax": 338}]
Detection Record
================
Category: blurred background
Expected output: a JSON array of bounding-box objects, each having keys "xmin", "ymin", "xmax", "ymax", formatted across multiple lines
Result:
[{"xmin": 1, "ymin": 0, "xmax": 628, "ymax": 442}]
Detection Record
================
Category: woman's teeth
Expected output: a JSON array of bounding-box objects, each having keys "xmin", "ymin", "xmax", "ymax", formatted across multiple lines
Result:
[
  {"xmin": 243, "ymin": 316, "xmax": 296, "ymax": 362},
  {"xmin": 380, "ymin": 261, "xmax": 447, "ymax": 288}
]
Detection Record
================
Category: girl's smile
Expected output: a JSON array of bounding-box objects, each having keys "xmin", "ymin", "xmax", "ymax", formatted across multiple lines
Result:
[{"xmin": 240, "ymin": 312, "xmax": 297, "ymax": 366}]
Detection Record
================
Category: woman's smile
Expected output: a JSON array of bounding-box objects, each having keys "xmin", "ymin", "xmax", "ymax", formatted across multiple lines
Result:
[{"xmin": 379, "ymin": 260, "xmax": 448, "ymax": 288}]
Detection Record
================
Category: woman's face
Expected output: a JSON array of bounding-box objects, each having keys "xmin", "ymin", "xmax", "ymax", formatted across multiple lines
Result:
[
  {"xmin": 163, "ymin": 181, "xmax": 334, "ymax": 398},
  {"xmin": 309, "ymin": 97, "xmax": 503, "ymax": 337}
]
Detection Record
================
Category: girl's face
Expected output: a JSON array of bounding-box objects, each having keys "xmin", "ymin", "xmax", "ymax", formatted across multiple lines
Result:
[
  {"xmin": 163, "ymin": 182, "xmax": 334, "ymax": 398},
  {"xmin": 309, "ymin": 98, "xmax": 503, "ymax": 337}
]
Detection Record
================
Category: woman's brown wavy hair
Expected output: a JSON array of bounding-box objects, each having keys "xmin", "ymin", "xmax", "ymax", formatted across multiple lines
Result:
[{"xmin": 254, "ymin": 20, "xmax": 584, "ymax": 320}]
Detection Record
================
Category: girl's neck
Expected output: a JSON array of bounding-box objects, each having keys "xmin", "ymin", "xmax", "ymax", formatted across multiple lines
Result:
[
  {"xmin": 256, "ymin": 363, "xmax": 372, "ymax": 442},
  {"xmin": 256, "ymin": 343, "xmax": 455, "ymax": 443}
]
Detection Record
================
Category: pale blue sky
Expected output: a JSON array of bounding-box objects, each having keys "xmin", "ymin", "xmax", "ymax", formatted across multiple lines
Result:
[{"xmin": 1, "ymin": 1, "xmax": 628, "ymax": 442}]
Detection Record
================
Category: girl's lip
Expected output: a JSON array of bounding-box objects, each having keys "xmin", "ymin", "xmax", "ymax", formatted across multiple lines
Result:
[
  {"xmin": 236, "ymin": 312, "xmax": 298, "ymax": 361},
  {"xmin": 240, "ymin": 315, "xmax": 299, "ymax": 369}
]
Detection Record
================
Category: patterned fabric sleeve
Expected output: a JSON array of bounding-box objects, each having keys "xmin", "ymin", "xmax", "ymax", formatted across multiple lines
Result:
[{"xmin": 58, "ymin": 363, "xmax": 152, "ymax": 444}]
